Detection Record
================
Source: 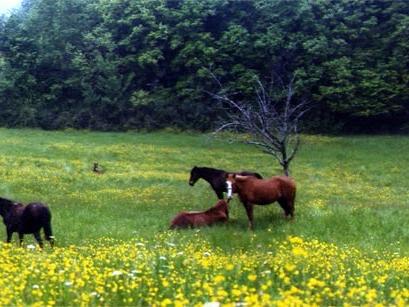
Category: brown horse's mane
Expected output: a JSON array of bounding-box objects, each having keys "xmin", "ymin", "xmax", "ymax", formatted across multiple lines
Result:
[
  {"xmin": 234, "ymin": 175, "xmax": 250, "ymax": 181},
  {"xmin": 186, "ymin": 200, "xmax": 228, "ymax": 215}
]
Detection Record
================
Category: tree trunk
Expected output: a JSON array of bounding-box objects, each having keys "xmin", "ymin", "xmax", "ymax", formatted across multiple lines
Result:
[{"xmin": 283, "ymin": 161, "xmax": 290, "ymax": 176}]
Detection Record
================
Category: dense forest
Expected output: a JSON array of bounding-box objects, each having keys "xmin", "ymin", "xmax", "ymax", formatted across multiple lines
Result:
[{"xmin": 0, "ymin": 0, "xmax": 408, "ymax": 132}]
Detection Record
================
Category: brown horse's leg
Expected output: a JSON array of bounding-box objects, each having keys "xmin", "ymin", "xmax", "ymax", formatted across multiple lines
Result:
[
  {"xmin": 287, "ymin": 191, "xmax": 296, "ymax": 219},
  {"xmin": 288, "ymin": 188, "xmax": 296, "ymax": 219},
  {"xmin": 243, "ymin": 203, "xmax": 254, "ymax": 230},
  {"xmin": 278, "ymin": 198, "xmax": 294, "ymax": 219}
]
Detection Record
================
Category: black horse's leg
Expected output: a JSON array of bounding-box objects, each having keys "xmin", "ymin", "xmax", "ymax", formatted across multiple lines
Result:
[
  {"xmin": 243, "ymin": 203, "xmax": 254, "ymax": 230},
  {"xmin": 216, "ymin": 190, "xmax": 224, "ymax": 200},
  {"xmin": 47, "ymin": 236, "xmax": 55, "ymax": 248},
  {"xmin": 287, "ymin": 199, "xmax": 295, "ymax": 219},
  {"xmin": 44, "ymin": 222, "xmax": 54, "ymax": 247},
  {"xmin": 33, "ymin": 232, "xmax": 44, "ymax": 248},
  {"xmin": 6, "ymin": 228, "xmax": 13, "ymax": 243},
  {"xmin": 18, "ymin": 232, "xmax": 24, "ymax": 246}
]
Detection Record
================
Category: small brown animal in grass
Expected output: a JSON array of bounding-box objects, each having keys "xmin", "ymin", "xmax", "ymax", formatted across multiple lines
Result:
[
  {"xmin": 170, "ymin": 199, "xmax": 229, "ymax": 229},
  {"xmin": 226, "ymin": 174, "xmax": 296, "ymax": 230},
  {"xmin": 93, "ymin": 162, "xmax": 104, "ymax": 174}
]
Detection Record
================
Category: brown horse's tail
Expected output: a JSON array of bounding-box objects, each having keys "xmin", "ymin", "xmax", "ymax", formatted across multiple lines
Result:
[
  {"xmin": 288, "ymin": 179, "xmax": 297, "ymax": 218},
  {"xmin": 254, "ymin": 173, "xmax": 263, "ymax": 179}
]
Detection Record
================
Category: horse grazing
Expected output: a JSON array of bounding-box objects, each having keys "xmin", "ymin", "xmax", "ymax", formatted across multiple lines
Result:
[
  {"xmin": 0, "ymin": 197, "xmax": 54, "ymax": 248},
  {"xmin": 189, "ymin": 166, "xmax": 263, "ymax": 199},
  {"xmin": 170, "ymin": 199, "xmax": 229, "ymax": 229},
  {"xmin": 226, "ymin": 174, "xmax": 296, "ymax": 229}
]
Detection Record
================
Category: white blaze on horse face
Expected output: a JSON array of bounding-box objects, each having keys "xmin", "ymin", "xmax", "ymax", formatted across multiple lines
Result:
[{"xmin": 226, "ymin": 181, "xmax": 233, "ymax": 199}]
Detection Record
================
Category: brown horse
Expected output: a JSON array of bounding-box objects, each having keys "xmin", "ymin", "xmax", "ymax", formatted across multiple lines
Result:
[
  {"xmin": 170, "ymin": 199, "xmax": 229, "ymax": 229},
  {"xmin": 226, "ymin": 174, "xmax": 296, "ymax": 229}
]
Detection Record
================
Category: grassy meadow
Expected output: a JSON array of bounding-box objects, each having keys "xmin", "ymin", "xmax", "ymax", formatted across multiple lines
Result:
[{"xmin": 0, "ymin": 128, "xmax": 409, "ymax": 306}]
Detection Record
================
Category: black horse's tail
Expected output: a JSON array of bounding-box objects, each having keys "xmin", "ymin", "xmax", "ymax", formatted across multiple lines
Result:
[{"xmin": 39, "ymin": 206, "xmax": 54, "ymax": 247}]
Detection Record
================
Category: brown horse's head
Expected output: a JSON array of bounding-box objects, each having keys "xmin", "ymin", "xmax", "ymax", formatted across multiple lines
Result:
[
  {"xmin": 225, "ymin": 173, "xmax": 235, "ymax": 181},
  {"xmin": 225, "ymin": 174, "xmax": 252, "ymax": 195},
  {"xmin": 225, "ymin": 173, "xmax": 238, "ymax": 199},
  {"xmin": 215, "ymin": 199, "xmax": 228, "ymax": 208}
]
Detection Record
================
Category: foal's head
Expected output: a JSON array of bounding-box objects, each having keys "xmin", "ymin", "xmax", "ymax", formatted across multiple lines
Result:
[
  {"xmin": 189, "ymin": 166, "xmax": 200, "ymax": 186},
  {"xmin": 215, "ymin": 199, "xmax": 229, "ymax": 210}
]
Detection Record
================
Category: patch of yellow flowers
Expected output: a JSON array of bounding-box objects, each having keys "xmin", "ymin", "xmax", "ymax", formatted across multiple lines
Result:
[{"xmin": 0, "ymin": 233, "xmax": 409, "ymax": 306}]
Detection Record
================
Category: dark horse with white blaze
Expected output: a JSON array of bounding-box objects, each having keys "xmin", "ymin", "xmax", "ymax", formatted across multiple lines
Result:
[
  {"xmin": 226, "ymin": 174, "xmax": 296, "ymax": 229},
  {"xmin": 0, "ymin": 197, "xmax": 54, "ymax": 248},
  {"xmin": 189, "ymin": 166, "xmax": 263, "ymax": 199}
]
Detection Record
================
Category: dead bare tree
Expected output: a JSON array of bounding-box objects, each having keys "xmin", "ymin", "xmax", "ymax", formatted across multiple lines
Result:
[{"xmin": 209, "ymin": 71, "xmax": 309, "ymax": 176}]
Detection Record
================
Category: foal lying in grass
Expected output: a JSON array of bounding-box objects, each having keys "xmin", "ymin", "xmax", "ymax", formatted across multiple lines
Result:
[{"xmin": 170, "ymin": 199, "xmax": 229, "ymax": 229}]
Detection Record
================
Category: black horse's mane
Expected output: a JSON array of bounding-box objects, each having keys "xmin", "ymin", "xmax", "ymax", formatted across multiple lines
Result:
[
  {"xmin": 193, "ymin": 166, "xmax": 262, "ymax": 179},
  {"xmin": 0, "ymin": 197, "xmax": 15, "ymax": 206},
  {"xmin": 0, "ymin": 197, "xmax": 18, "ymax": 216},
  {"xmin": 194, "ymin": 166, "xmax": 226, "ymax": 175}
]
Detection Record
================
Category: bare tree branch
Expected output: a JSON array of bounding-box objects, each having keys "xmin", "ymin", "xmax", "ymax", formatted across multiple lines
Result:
[{"xmin": 209, "ymin": 68, "xmax": 309, "ymax": 176}]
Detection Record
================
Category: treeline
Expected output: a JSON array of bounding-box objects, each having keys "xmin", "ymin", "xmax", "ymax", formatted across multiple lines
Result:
[{"xmin": 0, "ymin": 0, "xmax": 408, "ymax": 132}]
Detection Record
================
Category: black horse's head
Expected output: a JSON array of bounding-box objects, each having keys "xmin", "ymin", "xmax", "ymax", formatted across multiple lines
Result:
[
  {"xmin": 0, "ymin": 197, "xmax": 16, "ymax": 217},
  {"xmin": 189, "ymin": 166, "xmax": 200, "ymax": 186}
]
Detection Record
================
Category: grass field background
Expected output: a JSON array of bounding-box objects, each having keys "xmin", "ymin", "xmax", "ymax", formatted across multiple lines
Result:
[{"xmin": 0, "ymin": 128, "xmax": 409, "ymax": 305}]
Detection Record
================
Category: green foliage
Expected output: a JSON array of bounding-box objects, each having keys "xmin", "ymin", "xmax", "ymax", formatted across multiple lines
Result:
[{"xmin": 0, "ymin": 0, "xmax": 408, "ymax": 132}]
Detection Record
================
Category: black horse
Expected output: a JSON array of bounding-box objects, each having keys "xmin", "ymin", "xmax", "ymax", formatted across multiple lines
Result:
[
  {"xmin": 0, "ymin": 197, "xmax": 54, "ymax": 248},
  {"xmin": 189, "ymin": 166, "xmax": 263, "ymax": 199}
]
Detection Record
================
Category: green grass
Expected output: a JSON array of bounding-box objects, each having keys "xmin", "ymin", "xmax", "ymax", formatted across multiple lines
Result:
[
  {"xmin": 0, "ymin": 128, "xmax": 408, "ymax": 254},
  {"xmin": 1, "ymin": 128, "xmax": 409, "ymax": 305}
]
